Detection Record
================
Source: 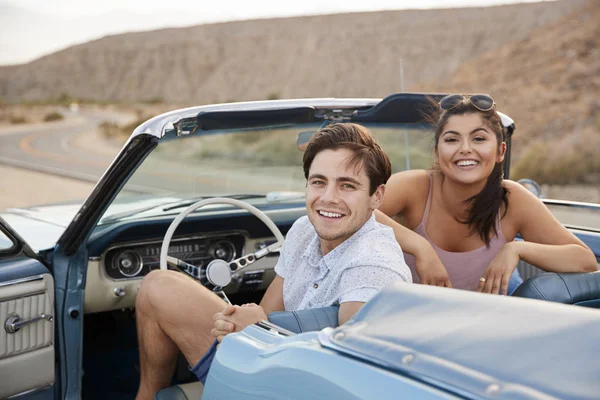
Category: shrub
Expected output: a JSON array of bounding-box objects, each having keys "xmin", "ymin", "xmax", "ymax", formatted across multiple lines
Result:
[
  {"xmin": 9, "ymin": 115, "xmax": 28, "ymax": 124},
  {"xmin": 43, "ymin": 111, "xmax": 64, "ymax": 122},
  {"xmin": 512, "ymin": 135, "xmax": 599, "ymax": 184},
  {"xmin": 98, "ymin": 118, "xmax": 149, "ymax": 140},
  {"xmin": 267, "ymin": 92, "xmax": 280, "ymax": 101},
  {"xmin": 98, "ymin": 120, "xmax": 121, "ymax": 138},
  {"xmin": 141, "ymin": 97, "xmax": 164, "ymax": 105}
]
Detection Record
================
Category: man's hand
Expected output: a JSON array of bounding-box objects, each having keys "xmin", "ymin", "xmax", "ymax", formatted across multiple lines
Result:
[
  {"xmin": 415, "ymin": 250, "xmax": 452, "ymax": 288},
  {"xmin": 477, "ymin": 242, "xmax": 520, "ymax": 295},
  {"xmin": 211, "ymin": 303, "xmax": 268, "ymax": 342}
]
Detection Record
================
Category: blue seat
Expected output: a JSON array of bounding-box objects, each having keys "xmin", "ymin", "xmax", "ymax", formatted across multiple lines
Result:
[{"xmin": 512, "ymin": 271, "xmax": 600, "ymax": 308}]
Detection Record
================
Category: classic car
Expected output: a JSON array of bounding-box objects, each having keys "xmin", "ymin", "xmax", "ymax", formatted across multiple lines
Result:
[{"xmin": 0, "ymin": 93, "xmax": 598, "ymax": 400}]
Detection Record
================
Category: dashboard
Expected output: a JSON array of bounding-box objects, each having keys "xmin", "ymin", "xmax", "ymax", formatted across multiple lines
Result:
[
  {"xmin": 103, "ymin": 233, "xmax": 244, "ymax": 280},
  {"xmin": 83, "ymin": 205, "xmax": 305, "ymax": 314}
]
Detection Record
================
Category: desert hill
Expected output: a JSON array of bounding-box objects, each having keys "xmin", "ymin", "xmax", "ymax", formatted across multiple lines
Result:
[
  {"xmin": 0, "ymin": 0, "xmax": 597, "ymax": 185},
  {"xmin": 0, "ymin": 0, "xmax": 585, "ymax": 104}
]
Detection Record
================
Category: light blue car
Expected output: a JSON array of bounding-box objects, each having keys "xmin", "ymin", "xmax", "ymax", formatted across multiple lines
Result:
[{"xmin": 0, "ymin": 93, "xmax": 598, "ymax": 399}]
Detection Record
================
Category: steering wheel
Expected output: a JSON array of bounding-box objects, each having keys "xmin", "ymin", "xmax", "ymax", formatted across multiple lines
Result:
[{"xmin": 159, "ymin": 198, "xmax": 285, "ymax": 302}]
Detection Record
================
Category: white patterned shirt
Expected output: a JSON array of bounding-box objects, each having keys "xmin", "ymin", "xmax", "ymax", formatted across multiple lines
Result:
[{"xmin": 275, "ymin": 213, "xmax": 412, "ymax": 311}]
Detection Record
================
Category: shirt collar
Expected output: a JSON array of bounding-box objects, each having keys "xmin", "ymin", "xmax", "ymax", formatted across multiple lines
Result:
[{"xmin": 300, "ymin": 212, "xmax": 377, "ymax": 269}]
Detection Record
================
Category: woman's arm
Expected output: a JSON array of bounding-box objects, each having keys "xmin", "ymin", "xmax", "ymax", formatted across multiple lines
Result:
[
  {"xmin": 511, "ymin": 241, "xmax": 597, "ymax": 273},
  {"xmin": 509, "ymin": 181, "xmax": 597, "ymax": 273},
  {"xmin": 377, "ymin": 171, "xmax": 451, "ymax": 287}
]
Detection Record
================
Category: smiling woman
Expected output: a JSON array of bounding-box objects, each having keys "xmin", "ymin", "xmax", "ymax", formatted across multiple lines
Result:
[{"xmin": 376, "ymin": 94, "xmax": 597, "ymax": 294}]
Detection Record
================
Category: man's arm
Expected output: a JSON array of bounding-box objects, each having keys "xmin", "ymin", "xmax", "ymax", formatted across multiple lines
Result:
[
  {"xmin": 338, "ymin": 301, "xmax": 365, "ymax": 325},
  {"xmin": 212, "ymin": 275, "xmax": 285, "ymax": 341},
  {"xmin": 259, "ymin": 275, "xmax": 285, "ymax": 314}
]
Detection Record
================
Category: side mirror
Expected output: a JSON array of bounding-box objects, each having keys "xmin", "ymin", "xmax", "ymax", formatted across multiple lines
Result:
[
  {"xmin": 296, "ymin": 131, "xmax": 314, "ymax": 152},
  {"xmin": 518, "ymin": 179, "xmax": 542, "ymax": 198}
]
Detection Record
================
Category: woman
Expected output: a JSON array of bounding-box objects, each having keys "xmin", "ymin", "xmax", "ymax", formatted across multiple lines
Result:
[{"xmin": 376, "ymin": 94, "xmax": 597, "ymax": 294}]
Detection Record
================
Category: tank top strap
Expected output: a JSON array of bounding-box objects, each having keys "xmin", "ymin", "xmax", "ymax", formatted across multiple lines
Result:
[{"xmin": 421, "ymin": 172, "xmax": 434, "ymax": 227}]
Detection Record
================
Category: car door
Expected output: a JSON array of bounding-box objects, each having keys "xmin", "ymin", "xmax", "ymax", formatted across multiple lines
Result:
[{"xmin": 0, "ymin": 217, "xmax": 55, "ymax": 399}]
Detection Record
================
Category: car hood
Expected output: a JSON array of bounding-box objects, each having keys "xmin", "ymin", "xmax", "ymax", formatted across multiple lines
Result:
[
  {"xmin": 0, "ymin": 202, "xmax": 82, "ymax": 251},
  {"xmin": 0, "ymin": 196, "xmax": 190, "ymax": 252}
]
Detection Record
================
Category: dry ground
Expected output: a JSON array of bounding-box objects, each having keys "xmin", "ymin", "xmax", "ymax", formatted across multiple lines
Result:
[{"xmin": 0, "ymin": 164, "xmax": 95, "ymax": 210}]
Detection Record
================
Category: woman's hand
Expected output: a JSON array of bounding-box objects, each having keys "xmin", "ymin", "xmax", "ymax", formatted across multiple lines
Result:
[
  {"xmin": 478, "ymin": 242, "xmax": 520, "ymax": 295},
  {"xmin": 416, "ymin": 249, "xmax": 452, "ymax": 288}
]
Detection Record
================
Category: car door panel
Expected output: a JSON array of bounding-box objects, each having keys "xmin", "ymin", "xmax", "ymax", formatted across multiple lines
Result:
[
  {"xmin": 0, "ymin": 273, "xmax": 55, "ymax": 398},
  {"xmin": 0, "ymin": 257, "xmax": 50, "ymax": 283}
]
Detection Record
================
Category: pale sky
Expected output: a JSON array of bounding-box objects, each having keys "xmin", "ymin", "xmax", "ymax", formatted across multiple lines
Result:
[{"xmin": 1, "ymin": 0, "xmax": 556, "ymax": 65}]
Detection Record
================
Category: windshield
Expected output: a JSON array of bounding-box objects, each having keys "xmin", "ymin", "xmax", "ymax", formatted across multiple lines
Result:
[{"xmin": 100, "ymin": 122, "xmax": 434, "ymax": 224}]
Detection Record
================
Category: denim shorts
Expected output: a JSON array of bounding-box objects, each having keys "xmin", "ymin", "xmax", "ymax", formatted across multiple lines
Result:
[
  {"xmin": 189, "ymin": 305, "xmax": 340, "ymax": 383},
  {"xmin": 189, "ymin": 340, "xmax": 218, "ymax": 384}
]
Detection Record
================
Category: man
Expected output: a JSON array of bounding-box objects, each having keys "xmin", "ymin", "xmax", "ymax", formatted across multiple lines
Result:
[{"xmin": 135, "ymin": 123, "xmax": 412, "ymax": 399}]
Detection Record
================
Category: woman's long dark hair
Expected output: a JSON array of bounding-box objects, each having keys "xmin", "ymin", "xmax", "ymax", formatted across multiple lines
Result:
[{"xmin": 432, "ymin": 99, "xmax": 509, "ymax": 247}]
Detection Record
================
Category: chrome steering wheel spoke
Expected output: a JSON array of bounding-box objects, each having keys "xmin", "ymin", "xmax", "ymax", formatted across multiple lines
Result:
[
  {"xmin": 229, "ymin": 241, "xmax": 282, "ymax": 273},
  {"xmin": 166, "ymin": 255, "xmax": 201, "ymax": 279}
]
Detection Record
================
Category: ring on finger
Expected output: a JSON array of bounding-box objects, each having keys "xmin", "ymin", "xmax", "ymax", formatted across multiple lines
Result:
[{"xmin": 479, "ymin": 277, "xmax": 486, "ymax": 283}]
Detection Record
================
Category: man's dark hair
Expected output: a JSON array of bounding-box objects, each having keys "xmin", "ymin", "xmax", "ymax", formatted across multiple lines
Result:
[{"xmin": 302, "ymin": 123, "xmax": 391, "ymax": 195}]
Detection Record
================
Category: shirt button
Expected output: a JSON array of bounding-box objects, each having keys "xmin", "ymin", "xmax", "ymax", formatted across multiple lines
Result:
[{"xmin": 313, "ymin": 283, "xmax": 318, "ymax": 289}]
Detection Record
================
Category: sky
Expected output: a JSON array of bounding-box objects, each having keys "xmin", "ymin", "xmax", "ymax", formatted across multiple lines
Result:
[{"xmin": 1, "ymin": 0, "xmax": 556, "ymax": 65}]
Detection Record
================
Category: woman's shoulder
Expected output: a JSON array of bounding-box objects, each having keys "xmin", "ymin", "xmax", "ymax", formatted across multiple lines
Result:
[
  {"xmin": 387, "ymin": 169, "xmax": 431, "ymax": 189},
  {"xmin": 381, "ymin": 170, "xmax": 432, "ymax": 218},
  {"xmin": 502, "ymin": 179, "xmax": 543, "ymax": 216},
  {"xmin": 502, "ymin": 179, "xmax": 536, "ymax": 201}
]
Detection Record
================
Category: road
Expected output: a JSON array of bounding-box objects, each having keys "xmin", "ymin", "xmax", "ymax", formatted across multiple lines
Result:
[
  {"xmin": 0, "ymin": 108, "xmax": 305, "ymax": 211},
  {"xmin": 0, "ymin": 108, "xmax": 131, "ymax": 210},
  {"xmin": 0, "ymin": 108, "xmax": 129, "ymax": 182}
]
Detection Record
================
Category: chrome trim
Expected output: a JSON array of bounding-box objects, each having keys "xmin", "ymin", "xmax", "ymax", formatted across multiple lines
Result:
[
  {"xmin": 113, "ymin": 250, "xmax": 144, "ymax": 278},
  {"xmin": 210, "ymin": 239, "xmax": 237, "ymax": 262},
  {"xmin": 88, "ymin": 256, "xmax": 101, "ymax": 261},
  {"xmin": 5, "ymin": 312, "xmax": 53, "ymax": 334},
  {"xmin": 0, "ymin": 275, "xmax": 44, "ymax": 288},
  {"xmin": 543, "ymin": 198, "xmax": 600, "ymax": 210},
  {"xmin": 2, "ymin": 290, "xmax": 45, "ymax": 303},
  {"xmin": 7, "ymin": 385, "xmax": 53, "ymax": 399},
  {"xmin": 130, "ymin": 98, "xmax": 380, "ymax": 140}
]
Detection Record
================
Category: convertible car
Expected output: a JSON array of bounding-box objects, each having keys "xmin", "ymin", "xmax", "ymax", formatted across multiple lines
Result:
[{"xmin": 0, "ymin": 93, "xmax": 598, "ymax": 400}]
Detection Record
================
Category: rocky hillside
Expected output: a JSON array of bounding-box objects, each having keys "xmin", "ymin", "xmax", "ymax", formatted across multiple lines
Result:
[
  {"xmin": 0, "ymin": 0, "xmax": 585, "ymax": 104},
  {"xmin": 414, "ymin": 0, "xmax": 599, "ymax": 183}
]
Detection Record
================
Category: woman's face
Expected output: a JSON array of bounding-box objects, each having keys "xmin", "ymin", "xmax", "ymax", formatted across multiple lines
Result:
[{"xmin": 435, "ymin": 113, "xmax": 505, "ymax": 186}]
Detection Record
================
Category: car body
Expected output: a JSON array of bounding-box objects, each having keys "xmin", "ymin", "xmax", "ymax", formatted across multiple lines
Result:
[{"xmin": 0, "ymin": 93, "xmax": 598, "ymax": 399}]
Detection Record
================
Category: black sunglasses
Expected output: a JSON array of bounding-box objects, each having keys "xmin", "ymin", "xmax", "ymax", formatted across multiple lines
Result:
[{"xmin": 439, "ymin": 94, "xmax": 495, "ymax": 112}]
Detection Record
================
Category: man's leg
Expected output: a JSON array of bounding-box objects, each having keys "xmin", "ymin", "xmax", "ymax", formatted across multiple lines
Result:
[{"xmin": 135, "ymin": 270, "xmax": 227, "ymax": 400}]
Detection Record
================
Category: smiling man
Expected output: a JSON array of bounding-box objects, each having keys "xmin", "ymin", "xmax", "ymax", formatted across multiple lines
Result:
[{"xmin": 135, "ymin": 123, "xmax": 411, "ymax": 399}]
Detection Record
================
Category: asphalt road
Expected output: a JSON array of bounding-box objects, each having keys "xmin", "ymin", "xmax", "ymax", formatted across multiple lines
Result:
[
  {"xmin": 0, "ymin": 108, "xmax": 305, "ymax": 200},
  {"xmin": 0, "ymin": 109, "xmax": 125, "ymax": 182}
]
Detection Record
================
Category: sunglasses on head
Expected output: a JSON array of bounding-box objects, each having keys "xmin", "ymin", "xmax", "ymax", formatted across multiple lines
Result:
[{"xmin": 439, "ymin": 94, "xmax": 495, "ymax": 112}]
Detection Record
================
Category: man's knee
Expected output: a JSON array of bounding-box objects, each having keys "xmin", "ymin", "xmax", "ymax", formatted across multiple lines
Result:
[
  {"xmin": 136, "ymin": 270, "xmax": 213, "ymax": 313},
  {"xmin": 137, "ymin": 270, "xmax": 180, "ymax": 311}
]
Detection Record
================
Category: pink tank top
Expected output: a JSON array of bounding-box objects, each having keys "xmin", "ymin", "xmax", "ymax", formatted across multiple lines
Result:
[{"xmin": 404, "ymin": 174, "xmax": 507, "ymax": 291}]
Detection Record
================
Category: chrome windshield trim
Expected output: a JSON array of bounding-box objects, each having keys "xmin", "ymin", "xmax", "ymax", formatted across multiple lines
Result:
[{"xmin": 130, "ymin": 98, "xmax": 380, "ymax": 140}]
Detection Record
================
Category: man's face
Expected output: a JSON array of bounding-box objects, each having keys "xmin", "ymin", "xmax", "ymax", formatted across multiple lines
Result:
[{"xmin": 306, "ymin": 148, "xmax": 385, "ymax": 255}]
